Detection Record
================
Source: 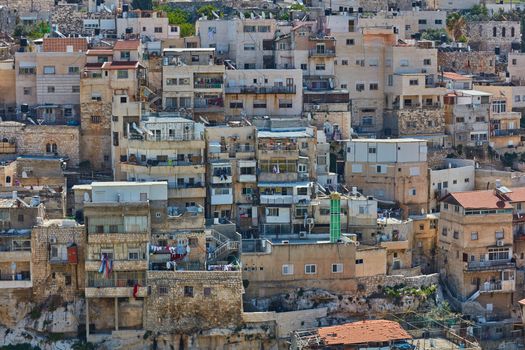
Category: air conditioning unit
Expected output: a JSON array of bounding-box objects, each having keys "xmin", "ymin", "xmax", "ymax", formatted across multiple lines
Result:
[
  {"xmin": 496, "ymin": 240, "xmax": 504, "ymax": 247},
  {"xmin": 299, "ymin": 231, "xmax": 307, "ymax": 238},
  {"xmin": 306, "ymin": 218, "xmax": 315, "ymax": 225},
  {"xmin": 49, "ymin": 236, "xmax": 57, "ymax": 244}
]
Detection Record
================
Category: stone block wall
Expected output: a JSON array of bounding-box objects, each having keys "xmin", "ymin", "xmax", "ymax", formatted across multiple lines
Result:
[
  {"xmin": 466, "ymin": 21, "xmax": 521, "ymax": 54},
  {"xmin": 0, "ymin": 122, "xmax": 80, "ymax": 167},
  {"xmin": 394, "ymin": 108, "xmax": 445, "ymax": 137},
  {"xmin": 144, "ymin": 270, "xmax": 243, "ymax": 333},
  {"xmin": 80, "ymin": 102, "xmax": 112, "ymax": 172},
  {"xmin": 31, "ymin": 224, "xmax": 86, "ymax": 303},
  {"xmin": 0, "ymin": 0, "xmax": 54, "ymax": 12},
  {"xmin": 438, "ymin": 51, "xmax": 496, "ymax": 75}
]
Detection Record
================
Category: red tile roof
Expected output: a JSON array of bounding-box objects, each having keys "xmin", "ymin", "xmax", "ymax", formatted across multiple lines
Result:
[
  {"xmin": 43, "ymin": 38, "xmax": 88, "ymax": 53},
  {"xmin": 86, "ymin": 49, "xmax": 113, "ymax": 56},
  {"xmin": 318, "ymin": 320, "xmax": 412, "ymax": 346},
  {"xmin": 443, "ymin": 72, "xmax": 471, "ymax": 81},
  {"xmin": 443, "ymin": 190, "xmax": 513, "ymax": 210},
  {"xmin": 502, "ymin": 187, "xmax": 525, "ymax": 203},
  {"xmin": 113, "ymin": 40, "xmax": 140, "ymax": 51}
]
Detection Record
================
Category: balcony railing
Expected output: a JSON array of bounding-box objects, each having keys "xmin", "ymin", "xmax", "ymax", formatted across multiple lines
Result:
[
  {"xmin": 87, "ymin": 278, "xmax": 145, "ymax": 288},
  {"xmin": 466, "ymin": 260, "xmax": 515, "ymax": 271},
  {"xmin": 225, "ymin": 85, "xmax": 296, "ymax": 94},
  {"xmin": 0, "ymin": 273, "xmax": 31, "ymax": 281},
  {"xmin": 492, "ymin": 129, "xmax": 524, "ymax": 137},
  {"xmin": 308, "ymin": 49, "xmax": 336, "ymax": 57},
  {"xmin": 194, "ymin": 82, "xmax": 223, "ymax": 89}
]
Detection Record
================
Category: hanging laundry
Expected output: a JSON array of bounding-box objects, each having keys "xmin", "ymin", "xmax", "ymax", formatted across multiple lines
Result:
[{"xmin": 133, "ymin": 283, "xmax": 139, "ymax": 298}]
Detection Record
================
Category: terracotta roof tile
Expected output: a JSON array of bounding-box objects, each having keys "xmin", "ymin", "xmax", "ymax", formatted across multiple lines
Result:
[
  {"xmin": 86, "ymin": 49, "xmax": 113, "ymax": 56},
  {"xmin": 502, "ymin": 187, "xmax": 525, "ymax": 203},
  {"xmin": 42, "ymin": 38, "xmax": 88, "ymax": 53},
  {"xmin": 443, "ymin": 72, "xmax": 471, "ymax": 81},
  {"xmin": 443, "ymin": 190, "xmax": 513, "ymax": 210},
  {"xmin": 318, "ymin": 320, "xmax": 412, "ymax": 346},
  {"xmin": 102, "ymin": 61, "xmax": 140, "ymax": 70},
  {"xmin": 113, "ymin": 40, "xmax": 140, "ymax": 51}
]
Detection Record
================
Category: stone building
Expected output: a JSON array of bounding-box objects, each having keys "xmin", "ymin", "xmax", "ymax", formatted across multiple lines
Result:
[
  {"xmin": 31, "ymin": 219, "xmax": 85, "ymax": 303},
  {"xmin": 466, "ymin": 21, "xmax": 521, "ymax": 55},
  {"xmin": 0, "ymin": 60, "xmax": 16, "ymax": 119},
  {"xmin": 439, "ymin": 189, "xmax": 515, "ymax": 318},
  {"xmin": 0, "ymin": 122, "xmax": 80, "ymax": 167},
  {"xmin": 411, "ymin": 213, "xmax": 438, "ymax": 274},
  {"xmin": 438, "ymin": 50, "xmax": 496, "ymax": 75}
]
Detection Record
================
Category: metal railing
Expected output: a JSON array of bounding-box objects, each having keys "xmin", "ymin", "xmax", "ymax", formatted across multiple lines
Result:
[
  {"xmin": 194, "ymin": 82, "xmax": 223, "ymax": 89},
  {"xmin": 466, "ymin": 260, "xmax": 515, "ymax": 271},
  {"xmin": 308, "ymin": 48, "xmax": 335, "ymax": 56},
  {"xmin": 87, "ymin": 278, "xmax": 145, "ymax": 288},
  {"xmin": 225, "ymin": 85, "xmax": 296, "ymax": 94}
]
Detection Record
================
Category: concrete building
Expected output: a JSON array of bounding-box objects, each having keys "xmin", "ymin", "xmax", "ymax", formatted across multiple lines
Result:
[
  {"xmin": 377, "ymin": 217, "xmax": 413, "ymax": 274},
  {"xmin": 0, "ymin": 60, "xmax": 16, "ymax": 119},
  {"xmin": 116, "ymin": 10, "xmax": 180, "ymax": 42},
  {"xmin": 508, "ymin": 52, "xmax": 525, "ymax": 86},
  {"xmin": 444, "ymin": 89, "xmax": 491, "ymax": 148},
  {"xmin": 121, "ymin": 114, "xmax": 206, "ymax": 230},
  {"xmin": 345, "ymin": 138, "xmax": 429, "ymax": 216},
  {"xmin": 15, "ymin": 38, "xmax": 88, "ymax": 124},
  {"xmin": 438, "ymin": 50, "xmax": 496, "ymax": 75},
  {"xmin": 224, "ymin": 69, "xmax": 303, "ymax": 118},
  {"xmin": 429, "ymin": 158, "xmax": 475, "ymax": 213},
  {"xmin": 439, "ymin": 189, "xmax": 515, "ymax": 317},
  {"xmin": 206, "ymin": 122, "xmax": 257, "ymax": 236},
  {"xmin": 411, "ymin": 213, "xmax": 439, "ymax": 273},
  {"xmin": 162, "ymin": 48, "xmax": 225, "ymax": 122}
]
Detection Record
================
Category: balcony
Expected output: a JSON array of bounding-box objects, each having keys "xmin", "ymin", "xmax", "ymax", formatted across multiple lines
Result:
[
  {"xmin": 88, "ymin": 232, "xmax": 150, "ymax": 244},
  {"xmin": 239, "ymin": 174, "xmax": 257, "ymax": 182},
  {"xmin": 492, "ymin": 129, "xmax": 524, "ymax": 137},
  {"xmin": 120, "ymin": 161, "xmax": 205, "ymax": 176},
  {"xmin": 0, "ymin": 250, "xmax": 31, "ymax": 263},
  {"xmin": 308, "ymin": 48, "xmax": 336, "ymax": 57},
  {"xmin": 85, "ymin": 260, "xmax": 148, "ymax": 272},
  {"xmin": 211, "ymin": 165, "xmax": 232, "ymax": 184},
  {"xmin": 258, "ymin": 172, "xmax": 298, "ymax": 182},
  {"xmin": 85, "ymin": 277, "xmax": 148, "ymax": 298},
  {"xmin": 260, "ymin": 194, "xmax": 293, "ymax": 205},
  {"xmin": 479, "ymin": 280, "xmax": 515, "ymax": 293},
  {"xmin": 465, "ymin": 260, "xmax": 516, "ymax": 272},
  {"xmin": 194, "ymin": 98, "xmax": 224, "ymax": 112},
  {"xmin": 0, "ymin": 274, "xmax": 32, "ymax": 289},
  {"xmin": 225, "ymin": 85, "xmax": 296, "ymax": 94},
  {"xmin": 168, "ymin": 185, "xmax": 206, "ymax": 199}
]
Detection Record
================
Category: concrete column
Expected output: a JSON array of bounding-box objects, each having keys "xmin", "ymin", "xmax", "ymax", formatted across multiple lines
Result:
[
  {"xmin": 86, "ymin": 298, "xmax": 90, "ymax": 338},
  {"xmin": 399, "ymin": 96, "xmax": 404, "ymax": 109},
  {"xmin": 439, "ymin": 95, "xmax": 444, "ymax": 107},
  {"xmin": 115, "ymin": 297, "xmax": 119, "ymax": 331},
  {"xmin": 418, "ymin": 95, "xmax": 423, "ymax": 107}
]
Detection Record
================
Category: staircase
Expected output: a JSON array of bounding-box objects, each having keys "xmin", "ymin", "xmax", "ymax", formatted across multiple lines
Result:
[
  {"xmin": 207, "ymin": 229, "xmax": 240, "ymax": 263},
  {"xmin": 467, "ymin": 289, "xmax": 480, "ymax": 302}
]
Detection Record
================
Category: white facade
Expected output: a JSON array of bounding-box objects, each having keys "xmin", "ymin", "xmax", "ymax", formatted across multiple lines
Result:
[
  {"xmin": 346, "ymin": 139, "xmax": 428, "ymax": 163},
  {"xmin": 429, "ymin": 159, "xmax": 475, "ymax": 212},
  {"xmin": 88, "ymin": 182, "xmax": 168, "ymax": 203}
]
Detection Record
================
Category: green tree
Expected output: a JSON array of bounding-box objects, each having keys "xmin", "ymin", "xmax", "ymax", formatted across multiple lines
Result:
[
  {"xmin": 446, "ymin": 12, "xmax": 467, "ymax": 42},
  {"xmin": 179, "ymin": 23, "xmax": 195, "ymax": 37},
  {"xmin": 197, "ymin": 4, "xmax": 219, "ymax": 19},
  {"xmin": 421, "ymin": 28, "xmax": 450, "ymax": 42}
]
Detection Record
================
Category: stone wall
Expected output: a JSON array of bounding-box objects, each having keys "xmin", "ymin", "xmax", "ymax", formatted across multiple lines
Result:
[
  {"xmin": 0, "ymin": 0, "xmax": 54, "ymax": 12},
  {"xmin": 466, "ymin": 21, "xmax": 521, "ymax": 54},
  {"xmin": 438, "ymin": 51, "xmax": 496, "ymax": 75},
  {"xmin": 144, "ymin": 270, "xmax": 243, "ymax": 333},
  {"xmin": 392, "ymin": 107, "xmax": 445, "ymax": 137},
  {"xmin": 0, "ymin": 122, "xmax": 80, "ymax": 167},
  {"xmin": 31, "ymin": 223, "xmax": 86, "ymax": 303},
  {"xmin": 80, "ymin": 102, "xmax": 112, "ymax": 172}
]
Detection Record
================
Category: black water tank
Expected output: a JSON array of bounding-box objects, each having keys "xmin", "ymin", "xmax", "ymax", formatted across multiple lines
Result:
[
  {"xmin": 511, "ymin": 42, "xmax": 521, "ymax": 51},
  {"xmin": 20, "ymin": 38, "xmax": 27, "ymax": 46},
  {"xmin": 21, "ymin": 104, "xmax": 29, "ymax": 113},
  {"xmin": 495, "ymin": 47, "xmax": 501, "ymax": 55},
  {"xmin": 122, "ymin": 4, "xmax": 129, "ymax": 12}
]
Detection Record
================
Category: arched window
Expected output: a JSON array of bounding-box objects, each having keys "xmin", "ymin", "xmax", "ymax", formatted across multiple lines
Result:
[
  {"xmin": 502, "ymin": 27, "xmax": 506, "ymax": 37},
  {"xmin": 2, "ymin": 138, "xmax": 8, "ymax": 143},
  {"xmin": 51, "ymin": 143, "xmax": 57, "ymax": 153},
  {"xmin": 511, "ymin": 27, "xmax": 515, "ymax": 37},
  {"xmin": 5, "ymin": 176, "xmax": 11, "ymax": 184},
  {"xmin": 493, "ymin": 27, "xmax": 497, "ymax": 37},
  {"xmin": 45, "ymin": 143, "xmax": 51, "ymax": 153}
]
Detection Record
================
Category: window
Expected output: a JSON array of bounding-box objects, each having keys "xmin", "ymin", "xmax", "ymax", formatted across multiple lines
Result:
[
  {"xmin": 511, "ymin": 27, "xmax": 515, "ymax": 37},
  {"xmin": 120, "ymin": 51, "xmax": 130, "ymax": 60},
  {"xmin": 166, "ymin": 78, "xmax": 177, "ymax": 85},
  {"xmin": 295, "ymin": 207, "xmax": 307, "ymax": 218},
  {"xmin": 23, "ymin": 87, "xmax": 32, "ymax": 95},
  {"xmin": 120, "ymin": 96, "xmax": 127, "ymax": 103},
  {"xmin": 244, "ymin": 44, "xmax": 256, "ymax": 51},
  {"xmin": 244, "ymin": 25, "xmax": 256, "ymax": 32},
  {"xmin": 423, "ymin": 59, "xmax": 431, "ymax": 66},
  {"xmin": 493, "ymin": 27, "xmax": 497, "ymax": 37},
  {"xmin": 410, "ymin": 188, "xmax": 416, "ymax": 196},
  {"xmin": 229, "ymin": 101, "xmax": 243, "ymax": 109},
  {"xmin": 400, "ymin": 59, "xmax": 409, "ymax": 67},
  {"xmin": 442, "ymin": 228, "xmax": 448, "ymax": 236},
  {"xmin": 158, "ymin": 286, "xmax": 168, "ymax": 295},
  {"xmin": 300, "ymin": 63, "xmax": 307, "ymax": 70},
  {"xmin": 369, "ymin": 83, "xmax": 378, "ymax": 90},
  {"xmin": 346, "ymin": 39, "xmax": 355, "ymax": 45},
  {"xmin": 282, "ymin": 264, "xmax": 294, "ymax": 275},
  {"xmin": 72, "ymin": 85, "xmax": 80, "ymax": 93},
  {"xmin": 355, "ymin": 59, "xmax": 365, "ymax": 66},
  {"xmin": 91, "ymin": 115, "xmax": 101, "ymax": 124},
  {"xmin": 435, "ymin": 19, "xmax": 442, "ymax": 24},
  {"xmin": 409, "ymin": 79, "xmax": 419, "ymax": 86},
  {"xmin": 304, "ymin": 264, "xmax": 317, "ymax": 274},
  {"xmin": 43, "ymin": 66, "xmax": 55, "ymax": 75},
  {"xmin": 471, "ymin": 232, "xmax": 478, "ymax": 240},
  {"xmin": 128, "ymin": 249, "xmax": 140, "ymax": 260},
  {"xmin": 376, "ymin": 165, "xmax": 386, "ymax": 174},
  {"xmin": 184, "ymin": 286, "xmax": 194, "ymax": 297},
  {"xmin": 203, "ymin": 287, "xmax": 212, "ymax": 297},
  {"xmin": 453, "ymin": 231, "xmax": 459, "ymax": 239},
  {"xmin": 258, "ymin": 25, "xmax": 270, "ymax": 32},
  {"xmin": 332, "ymin": 263, "xmax": 343, "ymax": 273},
  {"xmin": 495, "ymin": 231, "xmax": 504, "ymax": 240},
  {"xmin": 355, "ymin": 259, "xmax": 363, "ymax": 264},
  {"xmin": 368, "ymin": 147, "xmax": 376, "ymax": 154},
  {"xmin": 492, "ymin": 100, "xmax": 506, "ymax": 113},
  {"xmin": 117, "ymin": 70, "xmax": 129, "ymax": 79},
  {"xmin": 356, "ymin": 83, "xmax": 365, "ymax": 91},
  {"xmin": 388, "ymin": 75, "xmax": 393, "ymax": 86},
  {"xmin": 17, "ymin": 214, "xmax": 24, "ymax": 222},
  {"xmin": 502, "ymin": 27, "xmax": 506, "ymax": 37},
  {"xmin": 19, "ymin": 67, "xmax": 35, "ymax": 75},
  {"xmin": 171, "ymin": 26, "xmax": 178, "ymax": 32},
  {"xmin": 342, "ymin": 60, "xmax": 348, "ymax": 65},
  {"xmin": 68, "ymin": 66, "xmax": 79, "ymax": 74},
  {"xmin": 320, "ymin": 208, "xmax": 330, "ymax": 216},
  {"xmin": 267, "ymin": 208, "xmax": 279, "ymax": 216},
  {"xmin": 488, "ymin": 247, "xmax": 510, "ymax": 261},
  {"xmin": 418, "ymin": 19, "xmax": 427, "ymax": 24},
  {"xmin": 279, "ymin": 99, "xmax": 292, "ymax": 108},
  {"xmin": 154, "ymin": 27, "xmax": 163, "ymax": 33},
  {"xmin": 369, "ymin": 58, "xmax": 378, "ymax": 66},
  {"xmin": 315, "ymin": 64, "xmax": 325, "ymax": 71},
  {"xmin": 47, "ymin": 86, "xmax": 55, "ymax": 93}
]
